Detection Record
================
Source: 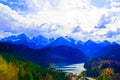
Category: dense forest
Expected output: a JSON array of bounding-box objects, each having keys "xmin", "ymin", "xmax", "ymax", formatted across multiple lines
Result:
[
  {"xmin": 0, "ymin": 53, "xmax": 69, "ymax": 80},
  {"xmin": 80, "ymin": 44, "xmax": 120, "ymax": 80},
  {"xmin": 80, "ymin": 58, "xmax": 120, "ymax": 80}
]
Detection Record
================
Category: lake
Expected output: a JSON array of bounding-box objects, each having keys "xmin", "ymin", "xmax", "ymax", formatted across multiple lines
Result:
[{"xmin": 52, "ymin": 63, "xmax": 86, "ymax": 74}]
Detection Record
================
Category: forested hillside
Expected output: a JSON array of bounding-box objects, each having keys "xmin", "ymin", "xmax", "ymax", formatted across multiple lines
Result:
[
  {"xmin": 81, "ymin": 44, "xmax": 120, "ymax": 80},
  {"xmin": 0, "ymin": 53, "xmax": 69, "ymax": 80}
]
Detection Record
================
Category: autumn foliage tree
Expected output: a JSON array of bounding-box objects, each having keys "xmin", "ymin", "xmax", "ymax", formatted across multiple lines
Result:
[
  {"xmin": 0, "ymin": 56, "xmax": 18, "ymax": 80},
  {"xmin": 0, "ymin": 54, "xmax": 69, "ymax": 80}
]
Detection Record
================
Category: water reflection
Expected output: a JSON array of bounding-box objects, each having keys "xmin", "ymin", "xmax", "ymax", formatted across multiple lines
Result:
[{"xmin": 52, "ymin": 63, "xmax": 86, "ymax": 74}]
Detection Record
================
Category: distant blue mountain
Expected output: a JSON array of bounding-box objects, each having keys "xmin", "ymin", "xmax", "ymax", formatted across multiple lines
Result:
[
  {"xmin": 0, "ymin": 33, "xmax": 29, "ymax": 42},
  {"xmin": 76, "ymin": 40, "xmax": 102, "ymax": 57},
  {"xmin": 0, "ymin": 33, "xmax": 54, "ymax": 49},
  {"xmin": 76, "ymin": 40, "xmax": 118, "ymax": 57},
  {"xmin": 0, "ymin": 42, "xmax": 88, "ymax": 65},
  {"xmin": 93, "ymin": 43, "xmax": 120, "ymax": 58},
  {"xmin": 0, "ymin": 33, "xmax": 117, "ymax": 58},
  {"xmin": 101, "ymin": 44, "xmax": 120, "ymax": 61},
  {"xmin": 0, "ymin": 33, "xmax": 33, "ymax": 45},
  {"xmin": 99, "ymin": 40, "xmax": 112, "ymax": 46},
  {"xmin": 47, "ymin": 37, "xmax": 75, "ymax": 47},
  {"xmin": 31, "ymin": 35, "xmax": 54, "ymax": 48}
]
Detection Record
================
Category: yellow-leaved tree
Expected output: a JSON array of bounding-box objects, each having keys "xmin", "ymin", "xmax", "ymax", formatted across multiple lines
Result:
[{"xmin": 0, "ymin": 56, "xmax": 18, "ymax": 80}]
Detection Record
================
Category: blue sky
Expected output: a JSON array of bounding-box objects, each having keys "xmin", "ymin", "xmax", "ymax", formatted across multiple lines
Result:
[
  {"xmin": 91, "ymin": 0, "xmax": 111, "ymax": 8},
  {"xmin": 0, "ymin": 0, "xmax": 120, "ymax": 42}
]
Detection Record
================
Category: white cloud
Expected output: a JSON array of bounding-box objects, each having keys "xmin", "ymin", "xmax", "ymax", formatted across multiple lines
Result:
[
  {"xmin": 0, "ymin": 0, "xmax": 120, "ymax": 42},
  {"xmin": 0, "ymin": 30, "xmax": 13, "ymax": 39}
]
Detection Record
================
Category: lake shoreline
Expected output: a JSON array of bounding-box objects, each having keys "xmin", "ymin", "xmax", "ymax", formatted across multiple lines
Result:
[{"xmin": 52, "ymin": 63, "xmax": 86, "ymax": 75}]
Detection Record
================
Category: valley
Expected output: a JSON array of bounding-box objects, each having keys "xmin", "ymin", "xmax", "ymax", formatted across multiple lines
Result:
[
  {"xmin": 0, "ymin": 34, "xmax": 120, "ymax": 80},
  {"xmin": 0, "ymin": 0, "xmax": 120, "ymax": 80}
]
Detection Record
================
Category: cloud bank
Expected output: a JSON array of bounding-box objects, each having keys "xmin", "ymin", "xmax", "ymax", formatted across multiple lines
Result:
[{"xmin": 0, "ymin": 0, "xmax": 120, "ymax": 43}]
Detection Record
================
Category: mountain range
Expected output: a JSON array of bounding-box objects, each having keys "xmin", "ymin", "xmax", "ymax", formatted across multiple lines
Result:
[
  {"xmin": 0, "ymin": 33, "xmax": 120, "ymax": 80},
  {"xmin": 0, "ymin": 33, "xmax": 118, "ymax": 58},
  {"xmin": 0, "ymin": 42, "xmax": 88, "ymax": 65},
  {"xmin": 0, "ymin": 33, "xmax": 54, "ymax": 49}
]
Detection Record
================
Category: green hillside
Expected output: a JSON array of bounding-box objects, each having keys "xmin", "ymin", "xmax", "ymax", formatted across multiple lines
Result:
[{"xmin": 0, "ymin": 53, "xmax": 69, "ymax": 80}]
